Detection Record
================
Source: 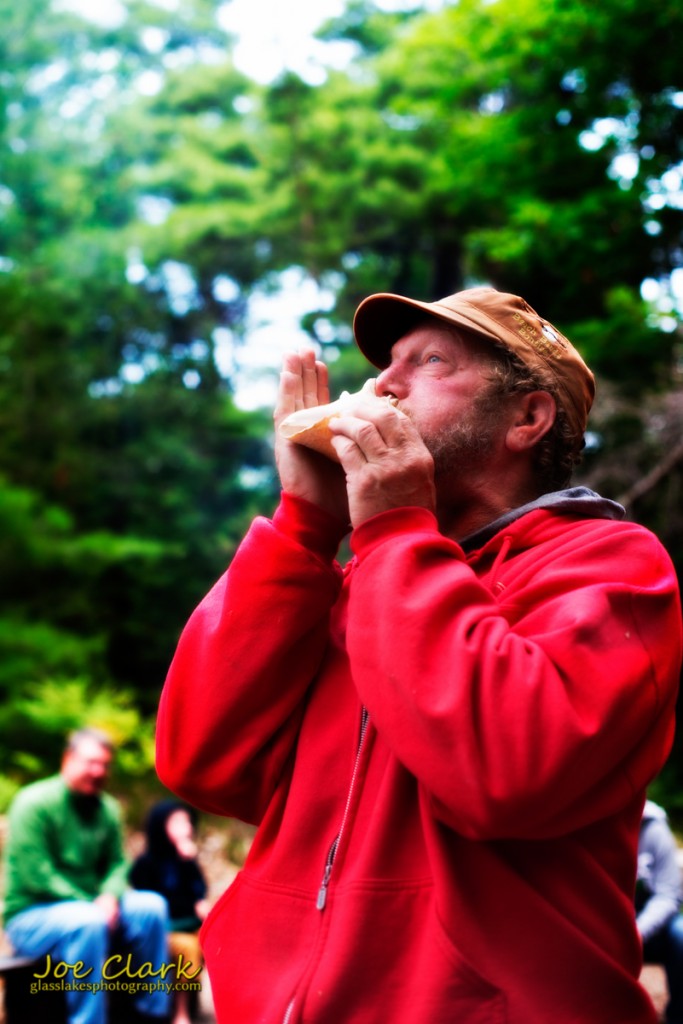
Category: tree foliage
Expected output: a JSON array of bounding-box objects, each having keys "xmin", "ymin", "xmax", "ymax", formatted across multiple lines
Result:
[{"xmin": 0, "ymin": 0, "xmax": 275, "ymax": 803}]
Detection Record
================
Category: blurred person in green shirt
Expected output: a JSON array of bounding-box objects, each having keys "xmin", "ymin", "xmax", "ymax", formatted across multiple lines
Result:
[{"xmin": 3, "ymin": 727, "xmax": 171, "ymax": 1024}]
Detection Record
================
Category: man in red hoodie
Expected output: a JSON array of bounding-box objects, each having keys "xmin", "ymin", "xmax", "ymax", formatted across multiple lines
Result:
[{"xmin": 156, "ymin": 287, "xmax": 682, "ymax": 1023}]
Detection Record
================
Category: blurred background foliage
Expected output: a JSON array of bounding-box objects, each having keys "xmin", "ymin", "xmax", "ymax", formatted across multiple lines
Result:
[{"xmin": 1, "ymin": 0, "xmax": 683, "ymax": 815}]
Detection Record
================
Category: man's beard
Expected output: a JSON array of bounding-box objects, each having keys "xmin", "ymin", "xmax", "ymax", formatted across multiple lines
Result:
[{"xmin": 420, "ymin": 388, "xmax": 506, "ymax": 479}]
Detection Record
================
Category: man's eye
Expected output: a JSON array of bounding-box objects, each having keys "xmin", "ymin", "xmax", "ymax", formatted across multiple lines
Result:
[{"xmin": 425, "ymin": 354, "xmax": 442, "ymax": 364}]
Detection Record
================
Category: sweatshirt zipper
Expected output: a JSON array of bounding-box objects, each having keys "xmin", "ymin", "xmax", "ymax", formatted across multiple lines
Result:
[
  {"xmin": 316, "ymin": 705, "xmax": 370, "ymax": 912},
  {"xmin": 281, "ymin": 707, "xmax": 370, "ymax": 1024}
]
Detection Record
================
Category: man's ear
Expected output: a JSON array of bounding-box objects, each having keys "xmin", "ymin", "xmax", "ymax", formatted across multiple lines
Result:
[{"xmin": 505, "ymin": 391, "xmax": 556, "ymax": 452}]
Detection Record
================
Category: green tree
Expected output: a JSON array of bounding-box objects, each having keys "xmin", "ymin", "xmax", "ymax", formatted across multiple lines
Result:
[
  {"xmin": 0, "ymin": 0, "xmax": 275, "ymax": 796},
  {"xmin": 268, "ymin": 0, "xmax": 683, "ymax": 385}
]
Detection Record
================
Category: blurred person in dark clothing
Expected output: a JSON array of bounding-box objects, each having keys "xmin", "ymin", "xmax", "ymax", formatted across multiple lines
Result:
[{"xmin": 131, "ymin": 800, "xmax": 209, "ymax": 1024}]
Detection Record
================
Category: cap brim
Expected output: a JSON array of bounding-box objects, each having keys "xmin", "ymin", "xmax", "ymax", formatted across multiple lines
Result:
[{"xmin": 353, "ymin": 292, "xmax": 493, "ymax": 367}]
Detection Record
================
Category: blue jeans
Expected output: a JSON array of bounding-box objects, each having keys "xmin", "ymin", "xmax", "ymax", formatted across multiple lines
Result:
[
  {"xmin": 643, "ymin": 913, "xmax": 683, "ymax": 1024},
  {"xmin": 6, "ymin": 890, "xmax": 172, "ymax": 1024}
]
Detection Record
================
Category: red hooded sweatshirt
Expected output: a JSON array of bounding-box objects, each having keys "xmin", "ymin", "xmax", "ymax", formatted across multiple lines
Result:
[{"xmin": 157, "ymin": 488, "xmax": 682, "ymax": 1023}]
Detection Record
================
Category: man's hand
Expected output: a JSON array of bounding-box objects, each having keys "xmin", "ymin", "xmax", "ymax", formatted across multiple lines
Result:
[
  {"xmin": 274, "ymin": 349, "xmax": 349, "ymax": 523},
  {"xmin": 94, "ymin": 892, "xmax": 120, "ymax": 930},
  {"xmin": 329, "ymin": 401, "xmax": 437, "ymax": 528}
]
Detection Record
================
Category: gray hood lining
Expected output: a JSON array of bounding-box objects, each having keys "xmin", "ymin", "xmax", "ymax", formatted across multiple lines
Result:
[{"xmin": 460, "ymin": 487, "xmax": 625, "ymax": 554}]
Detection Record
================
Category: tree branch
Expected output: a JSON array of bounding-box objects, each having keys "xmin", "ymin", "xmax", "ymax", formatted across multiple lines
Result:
[{"xmin": 618, "ymin": 439, "xmax": 683, "ymax": 511}]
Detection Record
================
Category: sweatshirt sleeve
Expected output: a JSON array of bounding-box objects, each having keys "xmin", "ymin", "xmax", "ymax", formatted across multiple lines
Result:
[
  {"xmin": 156, "ymin": 493, "xmax": 347, "ymax": 821},
  {"xmin": 347, "ymin": 507, "xmax": 682, "ymax": 841}
]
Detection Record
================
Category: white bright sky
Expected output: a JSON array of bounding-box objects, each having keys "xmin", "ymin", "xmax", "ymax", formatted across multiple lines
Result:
[{"xmin": 68, "ymin": 0, "xmax": 444, "ymax": 83}]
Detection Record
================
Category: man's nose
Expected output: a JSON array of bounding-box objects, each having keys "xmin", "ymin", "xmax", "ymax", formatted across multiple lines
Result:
[{"xmin": 375, "ymin": 363, "xmax": 407, "ymax": 398}]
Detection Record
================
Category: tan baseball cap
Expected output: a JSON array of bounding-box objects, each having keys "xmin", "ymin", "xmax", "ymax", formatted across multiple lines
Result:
[{"xmin": 353, "ymin": 286, "xmax": 595, "ymax": 441}]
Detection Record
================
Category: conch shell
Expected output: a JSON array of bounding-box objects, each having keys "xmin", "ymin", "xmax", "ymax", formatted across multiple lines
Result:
[{"xmin": 279, "ymin": 378, "xmax": 397, "ymax": 462}]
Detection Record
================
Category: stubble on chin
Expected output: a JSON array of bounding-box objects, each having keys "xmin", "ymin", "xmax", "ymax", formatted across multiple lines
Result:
[{"xmin": 421, "ymin": 390, "xmax": 506, "ymax": 479}]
